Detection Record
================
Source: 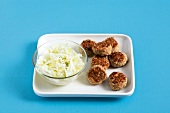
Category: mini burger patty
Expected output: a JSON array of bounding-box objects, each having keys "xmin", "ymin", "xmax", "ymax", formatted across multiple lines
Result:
[
  {"xmin": 109, "ymin": 52, "xmax": 128, "ymax": 68},
  {"xmin": 104, "ymin": 37, "xmax": 120, "ymax": 53},
  {"xmin": 92, "ymin": 41, "xmax": 112, "ymax": 56},
  {"xmin": 87, "ymin": 65, "xmax": 107, "ymax": 85},
  {"xmin": 91, "ymin": 55, "xmax": 110, "ymax": 70},
  {"xmin": 81, "ymin": 39, "xmax": 96, "ymax": 57},
  {"xmin": 109, "ymin": 72, "xmax": 127, "ymax": 91}
]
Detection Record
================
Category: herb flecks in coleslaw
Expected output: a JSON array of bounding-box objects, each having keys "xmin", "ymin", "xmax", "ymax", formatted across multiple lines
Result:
[{"xmin": 36, "ymin": 44, "xmax": 84, "ymax": 78}]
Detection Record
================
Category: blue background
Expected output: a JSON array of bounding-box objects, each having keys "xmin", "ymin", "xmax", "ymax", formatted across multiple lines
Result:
[{"xmin": 0, "ymin": 0, "xmax": 170, "ymax": 113}]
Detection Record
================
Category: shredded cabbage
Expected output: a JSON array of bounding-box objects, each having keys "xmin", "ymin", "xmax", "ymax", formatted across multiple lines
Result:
[{"xmin": 36, "ymin": 44, "xmax": 85, "ymax": 78}]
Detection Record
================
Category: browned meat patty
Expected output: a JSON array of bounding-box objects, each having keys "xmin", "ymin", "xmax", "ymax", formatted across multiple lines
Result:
[
  {"xmin": 104, "ymin": 37, "xmax": 119, "ymax": 53},
  {"xmin": 91, "ymin": 55, "xmax": 110, "ymax": 70},
  {"xmin": 109, "ymin": 52, "xmax": 128, "ymax": 68},
  {"xmin": 87, "ymin": 65, "xmax": 107, "ymax": 85},
  {"xmin": 81, "ymin": 39, "xmax": 96, "ymax": 57},
  {"xmin": 109, "ymin": 72, "xmax": 127, "ymax": 91},
  {"xmin": 92, "ymin": 41, "xmax": 112, "ymax": 56}
]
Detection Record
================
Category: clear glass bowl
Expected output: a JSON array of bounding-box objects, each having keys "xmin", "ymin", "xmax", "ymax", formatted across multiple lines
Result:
[{"xmin": 32, "ymin": 39, "xmax": 88, "ymax": 85}]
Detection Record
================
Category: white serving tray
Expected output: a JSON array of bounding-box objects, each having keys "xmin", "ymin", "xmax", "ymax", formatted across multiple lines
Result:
[{"xmin": 33, "ymin": 34, "xmax": 135, "ymax": 97}]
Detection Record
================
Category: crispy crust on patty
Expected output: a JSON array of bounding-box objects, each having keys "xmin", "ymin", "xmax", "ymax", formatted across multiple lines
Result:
[
  {"xmin": 91, "ymin": 55, "xmax": 110, "ymax": 70},
  {"xmin": 109, "ymin": 72, "xmax": 127, "ymax": 91},
  {"xmin": 87, "ymin": 65, "xmax": 107, "ymax": 85},
  {"xmin": 104, "ymin": 37, "xmax": 120, "ymax": 53},
  {"xmin": 92, "ymin": 42, "xmax": 112, "ymax": 56},
  {"xmin": 109, "ymin": 52, "xmax": 128, "ymax": 68},
  {"xmin": 81, "ymin": 39, "xmax": 96, "ymax": 57}
]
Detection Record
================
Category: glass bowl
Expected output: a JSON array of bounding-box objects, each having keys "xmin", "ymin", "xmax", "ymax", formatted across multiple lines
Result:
[{"xmin": 32, "ymin": 39, "xmax": 88, "ymax": 85}]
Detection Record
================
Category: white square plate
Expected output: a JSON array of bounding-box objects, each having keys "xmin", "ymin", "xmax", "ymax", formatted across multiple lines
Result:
[{"xmin": 33, "ymin": 34, "xmax": 135, "ymax": 97}]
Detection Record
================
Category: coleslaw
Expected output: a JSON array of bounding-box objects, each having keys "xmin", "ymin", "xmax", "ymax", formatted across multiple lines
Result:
[{"xmin": 36, "ymin": 44, "xmax": 85, "ymax": 78}]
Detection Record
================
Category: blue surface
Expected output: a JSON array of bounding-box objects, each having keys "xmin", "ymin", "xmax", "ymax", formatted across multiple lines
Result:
[{"xmin": 0, "ymin": 0, "xmax": 170, "ymax": 113}]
